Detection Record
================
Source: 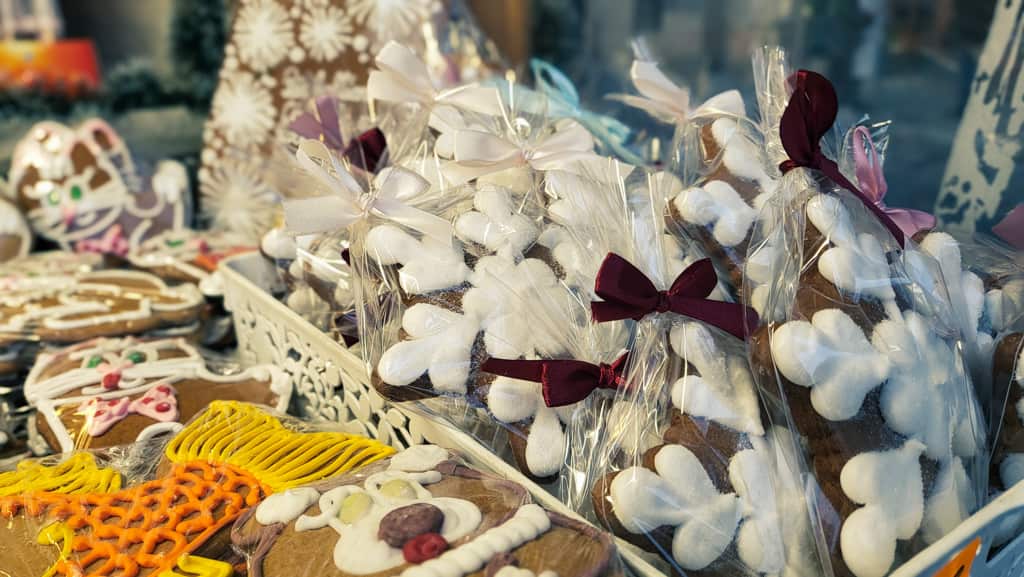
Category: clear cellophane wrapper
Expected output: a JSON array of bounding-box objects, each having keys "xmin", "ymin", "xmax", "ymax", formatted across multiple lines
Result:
[
  {"xmin": 0, "ymin": 400, "xmax": 402, "ymax": 577},
  {"xmin": 744, "ymin": 52, "xmax": 989, "ymax": 577},
  {"xmin": 353, "ymin": 127, "xmax": 645, "ymax": 492},
  {"xmin": 584, "ymin": 177, "xmax": 821, "ymax": 576},
  {"xmin": 663, "ymin": 91, "xmax": 777, "ymax": 304}
]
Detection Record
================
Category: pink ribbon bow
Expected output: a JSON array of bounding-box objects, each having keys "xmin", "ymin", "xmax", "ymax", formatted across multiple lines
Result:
[
  {"xmin": 852, "ymin": 126, "xmax": 935, "ymax": 238},
  {"xmin": 992, "ymin": 204, "xmax": 1024, "ymax": 250},
  {"xmin": 75, "ymin": 224, "xmax": 129, "ymax": 256},
  {"xmin": 78, "ymin": 384, "xmax": 179, "ymax": 437},
  {"xmin": 289, "ymin": 95, "xmax": 346, "ymax": 151}
]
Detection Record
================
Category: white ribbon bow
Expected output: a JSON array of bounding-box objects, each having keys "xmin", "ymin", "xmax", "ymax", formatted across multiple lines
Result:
[
  {"xmin": 283, "ymin": 140, "xmax": 453, "ymax": 244},
  {"xmin": 367, "ymin": 41, "xmax": 504, "ymax": 120},
  {"xmin": 614, "ymin": 60, "xmax": 745, "ymax": 124},
  {"xmin": 442, "ymin": 121, "xmax": 599, "ymax": 185}
]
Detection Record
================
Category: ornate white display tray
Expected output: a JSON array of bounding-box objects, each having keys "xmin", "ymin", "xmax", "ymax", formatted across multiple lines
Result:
[{"xmin": 221, "ymin": 252, "xmax": 1024, "ymax": 577}]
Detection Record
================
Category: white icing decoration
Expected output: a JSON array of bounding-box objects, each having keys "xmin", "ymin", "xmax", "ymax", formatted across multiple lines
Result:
[
  {"xmin": 920, "ymin": 457, "xmax": 973, "ymax": 545},
  {"xmin": 365, "ymin": 225, "xmax": 471, "ymax": 294},
  {"xmin": 454, "ymin": 185, "xmax": 539, "ymax": 259},
  {"xmin": 256, "ymin": 487, "xmax": 322, "ymax": 525},
  {"xmin": 669, "ymin": 322, "xmax": 763, "ymax": 435},
  {"xmin": 388, "ymin": 445, "xmax": 449, "ymax": 472},
  {"xmin": 494, "ymin": 567, "xmax": 557, "ymax": 577},
  {"xmin": 400, "ymin": 504, "xmax": 551, "ymax": 577},
  {"xmin": 770, "ymin": 309, "xmax": 890, "ymax": 420},
  {"xmin": 1001, "ymin": 453, "xmax": 1024, "ymax": 489},
  {"xmin": 261, "ymin": 227, "xmax": 297, "ymax": 261},
  {"xmin": 839, "ymin": 440, "xmax": 925, "ymax": 577},
  {"xmin": 610, "ymin": 445, "xmax": 740, "ymax": 570},
  {"xmin": 919, "ymin": 232, "xmax": 986, "ymax": 346},
  {"xmin": 729, "ymin": 444, "xmax": 784, "ymax": 573},
  {"xmin": 872, "ymin": 310, "xmax": 978, "ymax": 460},
  {"xmin": 673, "ymin": 181, "xmax": 757, "ymax": 247},
  {"xmin": 377, "ymin": 303, "xmax": 478, "ymax": 393},
  {"xmin": 523, "ymin": 404, "xmax": 566, "ymax": 478},
  {"xmin": 710, "ymin": 118, "xmax": 776, "ymax": 195},
  {"xmin": 809, "ymin": 195, "xmax": 895, "ymax": 302},
  {"xmin": 24, "ymin": 336, "xmax": 290, "ymax": 452},
  {"xmin": 290, "ymin": 469, "xmax": 484, "ymax": 576}
]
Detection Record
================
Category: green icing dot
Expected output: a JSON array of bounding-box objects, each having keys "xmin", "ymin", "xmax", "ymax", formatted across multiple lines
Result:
[
  {"xmin": 86, "ymin": 355, "xmax": 103, "ymax": 368},
  {"xmin": 70, "ymin": 184, "xmax": 82, "ymax": 200},
  {"xmin": 165, "ymin": 238, "xmax": 185, "ymax": 247},
  {"xmin": 126, "ymin": 351, "xmax": 145, "ymax": 364},
  {"xmin": 47, "ymin": 191, "xmax": 60, "ymax": 205}
]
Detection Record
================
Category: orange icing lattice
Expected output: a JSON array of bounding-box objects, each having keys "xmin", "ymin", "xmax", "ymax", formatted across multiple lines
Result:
[{"xmin": 0, "ymin": 460, "xmax": 268, "ymax": 577}]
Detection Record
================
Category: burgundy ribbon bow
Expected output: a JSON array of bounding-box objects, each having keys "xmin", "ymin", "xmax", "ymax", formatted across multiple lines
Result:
[
  {"xmin": 481, "ymin": 353, "xmax": 630, "ymax": 407},
  {"xmin": 591, "ymin": 254, "xmax": 757, "ymax": 340},
  {"xmin": 289, "ymin": 96, "xmax": 387, "ymax": 173},
  {"xmin": 778, "ymin": 70, "xmax": 906, "ymax": 246}
]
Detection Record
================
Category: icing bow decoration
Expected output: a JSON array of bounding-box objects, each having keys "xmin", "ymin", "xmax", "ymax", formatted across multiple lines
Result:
[
  {"xmin": 367, "ymin": 41, "xmax": 504, "ymax": 118},
  {"xmin": 613, "ymin": 59, "xmax": 746, "ymax": 125},
  {"xmin": 283, "ymin": 139, "xmax": 453, "ymax": 243},
  {"xmin": 530, "ymin": 59, "xmax": 644, "ymax": 165},
  {"xmin": 591, "ymin": 254, "xmax": 758, "ymax": 340},
  {"xmin": 778, "ymin": 70, "xmax": 906, "ymax": 246},
  {"xmin": 481, "ymin": 352, "xmax": 630, "ymax": 407},
  {"xmin": 992, "ymin": 204, "xmax": 1024, "ymax": 250},
  {"xmin": 289, "ymin": 96, "xmax": 389, "ymax": 174},
  {"xmin": 852, "ymin": 126, "xmax": 935, "ymax": 237},
  {"xmin": 443, "ymin": 121, "xmax": 599, "ymax": 186},
  {"xmin": 74, "ymin": 224, "xmax": 129, "ymax": 256},
  {"xmin": 77, "ymin": 384, "xmax": 178, "ymax": 436}
]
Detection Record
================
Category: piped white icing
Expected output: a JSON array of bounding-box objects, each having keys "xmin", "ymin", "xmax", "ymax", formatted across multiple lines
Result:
[
  {"xmin": 388, "ymin": 445, "xmax": 449, "ymax": 472},
  {"xmin": 454, "ymin": 185, "xmax": 538, "ymax": 259},
  {"xmin": 729, "ymin": 444, "xmax": 784, "ymax": 573},
  {"xmin": 872, "ymin": 310, "xmax": 977, "ymax": 460},
  {"xmin": 377, "ymin": 303, "xmax": 478, "ymax": 392},
  {"xmin": 920, "ymin": 457, "xmax": 973, "ymax": 545},
  {"xmin": 673, "ymin": 181, "xmax": 757, "ymax": 248},
  {"xmin": 770, "ymin": 309, "xmax": 890, "ymax": 421},
  {"xmin": 839, "ymin": 440, "xmax": 926, "ymax": 577},
  {"xmin": 256, "ymin": 487, "xmax": 322, "ymax": 525},
  {"xmin": 609, "ymin": 445, "xmax": 740, "ymax": 570},
  {"xmin": 669, "ymin": 322, "xmax": 763, "ymax": 435},
  {"xmin": 809, "ymin": 195, "xmax": 895, "ymax": 302},
  {"xmin": 365, "ymin": 225, "xmax": 471, "ymax": 295},
  {"xmin": 1001, "ymin": 453, "xmax": 1024, "ymax": 489},
  {"xmin": 261, "ymin": 227, "xmax": 298, "ymax": 260}
]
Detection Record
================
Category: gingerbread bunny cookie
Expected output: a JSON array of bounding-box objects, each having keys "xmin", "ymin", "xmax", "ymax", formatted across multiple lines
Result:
[{"xmin": 24, "ymin": 336, "xmax": 291, "ymax": 453}]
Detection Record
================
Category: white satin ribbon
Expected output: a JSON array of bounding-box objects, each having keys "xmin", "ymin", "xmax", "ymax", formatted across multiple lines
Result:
[
  {"xmin": 442, "ymin": 121, "xmax": 599, "ymax": 185},
  {"xmin": 284, "ymin": 139, "xmax": 453, "ymax": 244},
  {"xmin": 614, "ymin": 59, "xmax": 746, "ymax": 124},
  {"xmin": 367, "ymin": 41, "xmax": 504, "ymax": 119}
]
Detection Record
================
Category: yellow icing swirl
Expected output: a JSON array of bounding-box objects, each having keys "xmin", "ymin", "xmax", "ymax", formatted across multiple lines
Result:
[
  {"xmin": 0, "ymin": 452, "xmax": 121, "ymax": 496},
  {"xmin": 157, "ymin": 554, "xmax": 233, "ymax": 577},
  {"xmin": 164, "ymin": 401, "xmax": 394, "ymax": 491},
  {"xmin": 37, "ymin": 522, "xmax": 72, "ymax": 577}
]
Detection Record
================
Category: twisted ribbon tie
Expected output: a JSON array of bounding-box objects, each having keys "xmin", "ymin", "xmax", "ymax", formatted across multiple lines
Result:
[
  {"xmin": 289, "ymin": 96, "xmax": 389, "ymax": 174},
  {"xmin": 992, "ymin": 204, "xmax": 1024, "ymax": 250},
  {"xmin": 852, "ymin": 126, "xmax": 935, "ymax": 237},
  {"xmin": 612, "ymin": 59, "xmax": 746, "ymax": 125},
  {"xmin": 366, "ymin": 41, "xmax": 504, "ymax": 118},
  {"xmin": 481, "ymin": 352, "xmax": 630, "ymax": 407},
  {"xmin": 282, "ymin": 139, "xmax": 453, "ymax": 244},
  {"xmin": 443, "ymin": 121, "xmax": 599, "ymax": 186},
  {"xmin": 591, "ymin": 253, "xmax": 758, "ymax": 340},
  {"xmin": 530, "ymin": 59, "xmax": 644, "ymax": 165},
  {"xmin": 75, "ymin": 224, "xmax": 129, "ymax": 256},
  {"xmin": 778, "ymin": 70, "xmax": 906, "ymax": 246}
]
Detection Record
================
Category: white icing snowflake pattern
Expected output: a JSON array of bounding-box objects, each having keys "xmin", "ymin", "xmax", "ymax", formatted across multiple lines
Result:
[
  {"xmin": 199, "ymin": 162, "xmax": 279, "ymax": 240},
  {"xmin": 211, "ymin": 72, "xmax": 276, "ymax": 148},
  {"xmin": 348, "ymin": 0, "xmax": 439, "ymax": 49},
  {"xmin": 234, "ymin": 0, "xmax": 294, "ymax": 71},
  {"xmin": 300, "ymin": 4, "xmax": 353, "ymax": 61}
]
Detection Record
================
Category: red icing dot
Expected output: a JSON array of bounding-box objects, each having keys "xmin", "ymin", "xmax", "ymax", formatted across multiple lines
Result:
[
  {"xmin": 107, "ymin": 400, "xmax": 118, "ymax": 406},
  {"xmin": 156, "ymin": 402, "xmax": 171, "ymax": 413},
  {"xmin": 141, "ymin": 398, "xmax": 153, "ymax": 404},
  {"xmin": 402, "ymin": 533, "xmax": 448, "ymax": 564},
  {"xmin": 156, "ymin": 385, "xmax": 170, "ymax": 394},
  {"xmin": 95, "ymin": 410, "xmax": 106, "ymax": 417},
  {"xmin": 102, "ymin": 372, "xmax": 121, "ymax": 390}
]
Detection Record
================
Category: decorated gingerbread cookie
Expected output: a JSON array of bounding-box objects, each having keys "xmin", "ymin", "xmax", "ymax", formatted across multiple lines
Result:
[
  {"xmin": 24, "ymin": 336, "xmax": 291, "ymax": 453},
  {"xmin": 127, "ymin": 228, "xmax": 254, "ymax": 300},
  {"xmin": 8, "ymin": 119, "xmax": 187, "ymax": 253},
  {"xmin": 0, "ymin": 269, "xmax": 204, "ymax": 344},
  {"xmin": 0, "ymin": 195, "xmax": 30, "ymax": 263},
  {"xmin": 232, "ymin": 444, "xmax": 620, "ymax": 577},
  {"xmin": 0, "ymin": 400, "xmax": 393, "ymax": 577},
  {"xmin": 0, "ymin": 250, "xmax": 102, "ymax": 279}
]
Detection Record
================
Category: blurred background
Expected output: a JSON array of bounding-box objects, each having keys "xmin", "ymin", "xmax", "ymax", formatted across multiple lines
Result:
[{"xmin": 0, "ymin": 0, "xmax": 1017, "ymax": 231}]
